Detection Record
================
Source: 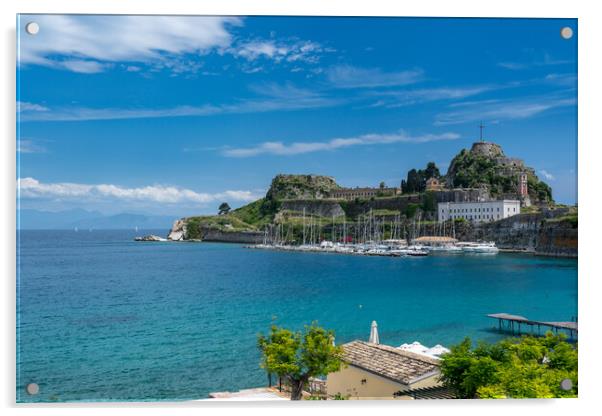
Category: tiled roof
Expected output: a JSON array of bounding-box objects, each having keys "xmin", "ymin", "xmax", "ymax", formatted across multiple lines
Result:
[{"xmin": 341, "ymin": 341, "xmax": 440, "ymax": 385}]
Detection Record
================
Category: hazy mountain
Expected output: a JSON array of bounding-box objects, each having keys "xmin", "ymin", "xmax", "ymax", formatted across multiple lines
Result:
[{"xmin": 18, "ymin": 209, "xmax": 176, "ymax": 230}]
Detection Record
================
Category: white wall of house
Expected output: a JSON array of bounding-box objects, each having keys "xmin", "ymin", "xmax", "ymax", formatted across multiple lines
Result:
[{"xmin": 437, "ymin": 200, "xmax": 520, "ymax": 223}]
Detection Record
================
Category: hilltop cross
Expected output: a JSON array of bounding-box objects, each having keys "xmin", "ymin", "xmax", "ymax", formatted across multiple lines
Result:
[{"xmin": 479, "ymin": 122, "xmax": 485, "ymax": 142}]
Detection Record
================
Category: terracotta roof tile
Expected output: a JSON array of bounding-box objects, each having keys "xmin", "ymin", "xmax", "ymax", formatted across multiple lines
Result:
[{"xmin": 341, "ymin": 341, "xmax": 440, "ymax": 385}]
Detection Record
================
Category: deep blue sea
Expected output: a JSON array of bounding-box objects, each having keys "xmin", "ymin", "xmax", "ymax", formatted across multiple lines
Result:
[{"xmin": 16, "ymin": 229, "xmax": 578, "ymax": 402}]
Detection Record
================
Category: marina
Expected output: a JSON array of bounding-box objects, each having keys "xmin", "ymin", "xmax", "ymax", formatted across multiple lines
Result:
[
  {"xmin": 246, "ymin": 239, "xmax": 499, "ymax": 257},
  {"xmin": 245, "ymin": 209, "xmax": 500, "ymax": 257}
]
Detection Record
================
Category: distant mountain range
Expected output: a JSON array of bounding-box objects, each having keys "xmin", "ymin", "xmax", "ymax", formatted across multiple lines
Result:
[{"xmin": 18, "ymin": 209, "xmax": 176, "ymax": 230}]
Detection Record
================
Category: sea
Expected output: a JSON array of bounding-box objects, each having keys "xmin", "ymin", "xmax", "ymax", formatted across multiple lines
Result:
[{"xmin": 16, "ymin": 229, "xmax": 578, "ymax": 402}]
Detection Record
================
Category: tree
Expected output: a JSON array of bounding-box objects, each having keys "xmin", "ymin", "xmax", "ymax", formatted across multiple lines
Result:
[
  {"xmin": 403, "ymin": 162, "xmax": 441, "ymax": 194},
  {"xmin": 421, "ymin": 191, "xmax": 437, "ymax": 212},
  {"xmin": 439, "ymin": 333, "xmax": 577, "ymax": 399},
  {"xmin": 424, "ymin": 161, "xmax": 441, "ymax": 179},
  {"xmin": 218, "ymin": 202, "xmax": 231, "ymax": 215},
  {"xmin": 258, "ymin": 322, "xmax": 344, "ymax": 400},
  {"xmin": 379, "ymin": 181, "xmax": 386, "ymax": 190},
  {"xmin": 405, "ymin": 169, "xmax": 421, "ymax": 193}
]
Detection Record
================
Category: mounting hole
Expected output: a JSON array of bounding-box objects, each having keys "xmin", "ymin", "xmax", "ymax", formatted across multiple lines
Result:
[
  {"xmin": 25, "ymin": 22, "xmax": 40, "ymax": 35},
  {"xmin": 26, "ymin": 383, "xmax": 39, "ymax": 395},
  {"xmin": 560, "ymin": 27, "xmax": 573, "ymax": 40},
  {"xmin": 560, "ymin": 378, "xmax": 573, "ymax": 391}
]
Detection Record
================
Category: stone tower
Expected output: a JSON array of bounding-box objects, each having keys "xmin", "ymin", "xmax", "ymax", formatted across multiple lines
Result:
[
  {"xmin": 519, "ymin": 173, "xmax": 528, "ymax": 197},
  {"xmin": 518, "ymin": 172, "xmax": 531, "ymax": 207}
]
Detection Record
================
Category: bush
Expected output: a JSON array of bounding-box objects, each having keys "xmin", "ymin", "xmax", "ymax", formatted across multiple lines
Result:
[{"xmin": 439, "ymin": 333, "xmax": 577, "ymax": 399}]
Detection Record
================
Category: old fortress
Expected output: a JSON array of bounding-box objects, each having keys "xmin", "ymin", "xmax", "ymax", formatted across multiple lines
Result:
[{"xmin": 329, "ymin": 140, "xmax": 532, "ymax": 223}]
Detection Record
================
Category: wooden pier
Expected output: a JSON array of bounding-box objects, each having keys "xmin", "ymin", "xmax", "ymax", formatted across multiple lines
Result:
[{"xmin": 487, "ymin": 313, "xmax": 578, "ymax": 340}]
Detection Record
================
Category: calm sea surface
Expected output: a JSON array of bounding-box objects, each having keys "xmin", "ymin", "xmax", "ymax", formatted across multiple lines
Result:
[{"xmin": 16, "ymin": 229, "xmax": 578, "ymax": 402}]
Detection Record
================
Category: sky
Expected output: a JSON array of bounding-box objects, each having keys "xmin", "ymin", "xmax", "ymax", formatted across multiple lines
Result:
[{"xmin": 17, "ymin": 15, "xmax": 578, "ymax": 218}]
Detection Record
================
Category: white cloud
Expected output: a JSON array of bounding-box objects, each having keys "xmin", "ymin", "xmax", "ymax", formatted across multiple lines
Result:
[
  {"xmin": 17, "ymin": 101, "xmax": 48, "ymax": 112},
  {"xmin": 543, "ymin": 73, "xmax": 577, "ymax": 87},
  {"xmin": 19, "ymin": 15, "xmax": 242, "ymax": 72},
  {"xmin": 497, "ymin": 54, "xmax": 573, "ymax": 71},
  {"xmin": 18, "ymin": 139, "xmax": 46, "ymax": 153},
  {"xmin": 366, "ymin": 86, "xmax": 493, "ymax": 108},
  {"xmin": 326, "ymin": 65, "xmax": 423, "ymax": 88},
  {"xmin": 19, "ymin": 16, "xmax": 329, "ymax": 75},
  {"xmin": 223, "ymin": 130, "xmax": 460, "ymax": 157},
  {"xmin": 539, "ymin": 170, "xmax": 556, "ymax": 181},
  {"xmin": 19, "ymin": 83, "xmax": 342, "ymax": 122},
  {"xmin": 18, "ymin": 177, "xmax": 261, "ymax": 205},
  {"xmin": 59, "ymin": 60, "xmax": 111, "ymax": 74},
  {"xmin": 230, "ymin": 39, "xmax": 325, "ymax": 63},
  {"xmin": 434, "ymin": 96, "xmax": 576, "ymax": 125}
]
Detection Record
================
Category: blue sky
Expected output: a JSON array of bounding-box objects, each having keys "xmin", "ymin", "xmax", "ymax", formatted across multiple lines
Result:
[{"xmin": 17, "ymin": 15, "xmax": 577, "ymax": 217}]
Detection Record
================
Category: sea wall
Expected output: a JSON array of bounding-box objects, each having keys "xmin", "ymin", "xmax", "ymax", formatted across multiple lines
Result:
[{"xmin": 199, "ymin": 228, "xmax": 265, "ymax": 244}]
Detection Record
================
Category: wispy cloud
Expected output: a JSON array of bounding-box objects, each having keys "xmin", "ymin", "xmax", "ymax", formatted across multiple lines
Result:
[
  {"xmin": 17, "ymin": 139, "xmax": 47, "ymax": 153},
  {"xmin": 326, "ymin": 65, "xmax": 424, "ymax": 89},
  {"xmin": 434, "ymin": 95, "xmax": 576, "ymax": 125},
  {"xmin": 18, "ymin": 83, "xmax": 342, "ymax": 122},
  {"xmin": 543, "ymin": 73, "xmax": 577, "ymax": 87},
  {"xmin": 364, "ymin": 85, "xmax": 493, "ymax": 108},
  {"xmin": 19, "ymin": 15, "xmax": 242, "ymax": 73},
  {"xmin": 228, "ymin": 39, "xmax": 329, "ymax": 65},
  {"xmin": 497, "ymin": 53, "xmax": 573, "ymax": 71},
  {"xmin": 18, "ymin": 177, "xmax": 261, "ymax": 205},
  {"xmin": 539, "ymin": 170, "xmax": 556, "ymax": 181},
  {"xmin": 19, "ymin": 15, "xmax": 331, "ymax": 75},
  {"xmin": 17, "ymin": 101, "xmax": 49, "ymax": 112},
  {"xmin": 222, "ymin": 130, "xmax": 460, "ymax": 157}
]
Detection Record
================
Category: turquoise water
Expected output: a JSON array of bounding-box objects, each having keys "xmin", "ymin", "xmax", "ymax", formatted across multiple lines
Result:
[{"xmin": 16, "ymin": 230, "xmax": 577, "ymax": 402}]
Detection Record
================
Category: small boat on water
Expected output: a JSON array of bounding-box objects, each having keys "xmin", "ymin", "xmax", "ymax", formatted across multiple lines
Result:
[
  {"xmin": 402, "ymin": 245, "xmax": 429, "ymax": 256},
  {"xmin": 459, "ymin": 241, "xmax": 499, "ymax": 254},
  {"xmin": 427, "ymin": 244, "xmax": 463, "ymax": 253}
]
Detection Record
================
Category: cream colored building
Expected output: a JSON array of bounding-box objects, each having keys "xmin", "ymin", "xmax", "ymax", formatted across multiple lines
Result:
[{"xmin": 326, "ymin": 341, "xmax": 443, "ymax": 400}]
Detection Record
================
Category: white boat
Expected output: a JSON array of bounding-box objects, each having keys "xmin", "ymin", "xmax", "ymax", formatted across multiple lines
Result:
[
  {"xmin": 402, "ymin": 246, "xmax": 429, "ymax": 256},
  {"xmin": 461, "ymin": 241, "xmax": 499, "ymax": 254},
  {"xmin": 428, "ymin": 244, "xmax": 463, "ymax": 253}
]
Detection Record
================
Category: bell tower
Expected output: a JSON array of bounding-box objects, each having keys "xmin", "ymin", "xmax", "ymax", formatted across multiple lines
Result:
[
  {"xmin": 518, "ymin": 172, "xmax": 531, "ymax": 207},
  {"xmin": 519, "ymin": 172, "xmax": 528, "ymax": 197}
]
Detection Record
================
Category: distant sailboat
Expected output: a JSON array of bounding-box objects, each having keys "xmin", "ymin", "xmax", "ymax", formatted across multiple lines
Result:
[{"xmin": 74, "ymin": 227, "xmax": 78, "ymax": 232}]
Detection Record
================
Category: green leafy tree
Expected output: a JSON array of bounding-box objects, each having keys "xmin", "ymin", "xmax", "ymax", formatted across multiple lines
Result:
[
  {"xmin": 439, "ymin": 333, "xmax": 577, "ymax": 399},
  {"xmin": 258, "ymin": 322, "xmax": 344, "ymax": 400},
  {"xmin": 424, "ymin": 161, "xmax": 441, "ymax": 179},
  {"xmin": 421, "ymin": 191, "xmax": 437, "ymax": 212},
  {"xmin": 405, "ymin": 169, "xmax": 421, "ymax": 193},
  {"xmin": 403, "ymin": 162, "xmax": 441, "ymax": 194},
  {"xmin": 218, "ymin": 202, "xmax": 231, "ymax": 215}
]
